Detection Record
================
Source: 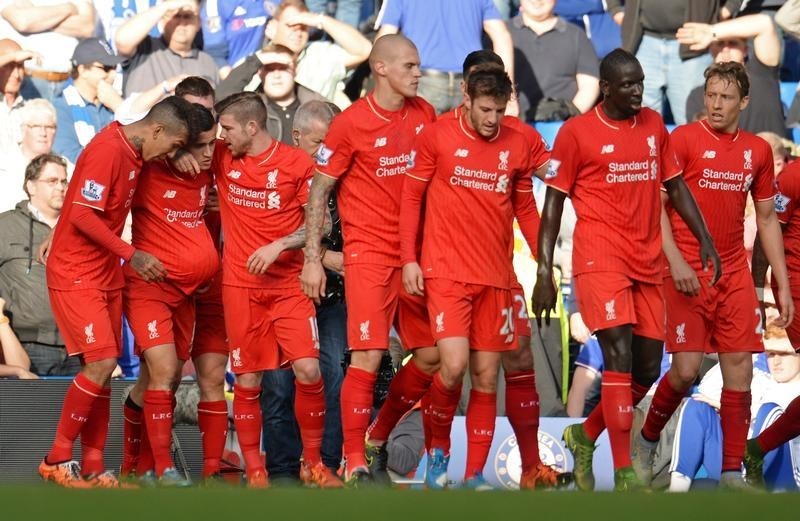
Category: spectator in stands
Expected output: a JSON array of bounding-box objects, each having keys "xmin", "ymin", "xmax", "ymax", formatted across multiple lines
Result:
[
  {"xmin": 567, "ymin": 335, "xmax": 602, "ymax": 418},
  {"xmin": 375, "ymin": 0, "xmax": 516, "ymax": 114},
  {"xmin": 0, "ymin": 39, "xmax": 34, "ymax": 152},
  {"xmin": 52, "ymin": 38, "xmax": 124, "ymax": 164},
  {"xmin": 115, "ymin": 0, "xmax": 218, "ymax": 97},
  {"xmin": 758, "ymin": 131, "xmax": 790, "ymax": 178},
  {"xmin": 216, "ymin": 43, "xmax": 325, "ymax": 144},
  {"xmin": 681, "ymin": 13, "xmax": 786, "ymax": 137},
  {"xmin": 0, "ymin": 0, "xmax": 96, "ymax": 102},
  {"xmin": 114, "ymin": 74, "xmax": 189, "ymax": 125},
  {"xmin": 0, "ymin": 99, "xmax": 67, "ymax": 212},
  {"xmin": 306, "ymin": 0, "xmax": 363, "ymax": 28},
  {"xmin": 508, "ymin": 0, "xmax": 599, "ymax": 121},
  {"xmin": 0, "ymin": 154, "xmax": 72, "ymax": 377},
  {"xmin": 264, "ymin": 0, "xmax": 372, "ymax": 104},
  {"xmin": 0, "ymin": 297, "xmax": 36, "ymax": 379},
  {"xmin": 776, "ymin": 0, "xmax": 800, "ymax": 39},
  {"xmin": 199, "ymin": 0, "xmax": 269, "ymax": 79},
  {"xmin": 94, "ymin": 0, "xmax": 158, "ymax": 52},
  {"xmin": 605, "ymin": 0, "xmax": 740, "ymax": 124}
]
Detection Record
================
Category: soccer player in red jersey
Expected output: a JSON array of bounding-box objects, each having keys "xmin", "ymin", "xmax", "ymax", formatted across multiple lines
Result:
[
  {"xmin": 300, "ymin": 34, "xmax": 438, "ymax": 484},
  {"xmin": 212, "ymin": 91, "xmax": 340, "ymax": 489},
  {"xmin": 532, "ymin": 49, "xmax": 721, "ymax": 491},
  {"xmin": 399, "ymin": 65, "xmax": 540, "ymax": 489},
  {"xmin": 39, "ymin": 97, "xmax": 195, "ymax": 488},
  {"xmin": 631, "ymin": 62, "xmax": 793, "ymax": 489}
]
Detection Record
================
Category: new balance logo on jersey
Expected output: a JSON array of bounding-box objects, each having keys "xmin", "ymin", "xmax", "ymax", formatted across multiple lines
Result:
[
  {"xmin": 775, "ymin": 192, "xmax": 791, "ymax": 213},
  {"xmin": 435, "ymin": 312, "xmax": 445, "ymax": 333},
  {"xmin": 266, "ymin": 169, "xmax": 278, "ymax": 189},
  {"xmin": 605, "ymin": 300, "xmax": 616, "ymax": 321},
  {"xmin": 744, "ymin": 149, "xmax": 753, "ymax": 170},
  {"xmin": 227, "ymin": 170, "xmax": 242, "ymax": 179},
  {"xmin": 267, "ymin": 191, "xmax": 281, "ymax": 209},
  {"xmin": 374, "ymin": 137, "xmax": 387, "ymax": 148},
  {"xmin": 147, "ymin": 320, "xmax": 159, "ymax": 340},
  {"xmin": 359, "ymin": 320, "xmax": 370, "ymax": 341},
  {"xmin": 495, "ymin": 174, "xmax": 509, "ymax": 194},
  {"xmin": 702, "ymin": 150, "xmax": 717, "ymax": 159},
  {"xmin": 676, "ymin": 323, "xmax": 686, "ymax": 344},
  {"xmin": 498, "ymin": 150, "xmax": 509, "ymax": 171},
  {"xmin": 85, "ymin": 323, "xmax": 95, "ymax": 344},
  {"xmin": 231, "ymin": 347, "xmax": 242, "ymax": 368},
  {"xmin": 454, "ymin": 148, "xmax": 469, "ymax": 158},
  {"xmin": 546, "ymin": 159, "xmax": 561, "ymax": 179},
  {"xmin": 601, "ymin": 144, "xmax": 615, "ymax": 154},
  {"xmin": 647, "ymin": 135, "xmax": 657, "ymax": 157},
  {"xmin": 162, "ymin": 190, "xmax": 176, "ymax": 199}
]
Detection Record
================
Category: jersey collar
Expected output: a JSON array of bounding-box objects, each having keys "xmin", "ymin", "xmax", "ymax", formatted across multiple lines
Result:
[
  {"xmin": 114, "ymin": 121, "xmax": 142, "ymax": 160},
  {"xmin": 365, "ymin": 92, "xmax": 408, "ymax": 123},
  {"xmin": 457, "ymin": 108, "xmax": 501, "ymax": 142},
  {"xmin": 594, "ymin": 103, "xmax": 638, "ymax": 130},
  {"xmin": 699, "ymin": 119, "xmax": 740, "ymax": 142}
]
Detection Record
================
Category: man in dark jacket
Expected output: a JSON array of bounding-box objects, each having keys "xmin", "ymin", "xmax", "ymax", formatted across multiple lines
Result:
[
  {"xmin": 0, "ymin": 153, "xmax": 78, "ymax": 376},
  {"xmin": 215, "ymin": 43, "xmax": 325, "ymax": 144}
]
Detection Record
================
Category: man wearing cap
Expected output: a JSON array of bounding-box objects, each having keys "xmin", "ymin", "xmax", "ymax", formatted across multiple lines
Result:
[
  {"xmin": 0, "ymin": 39, "xmax": 36, "ymax": 152},
  {"xmin": 52, "ymin": 38, "xmax": 124, "ymax": 164}
]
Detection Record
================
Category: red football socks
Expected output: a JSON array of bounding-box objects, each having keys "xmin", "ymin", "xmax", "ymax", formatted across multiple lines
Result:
[
  {"xmin": 601, "ymin": 371, "xmax": 633, "ymax": 470},
  {"xmin": 758, "ymin": 395, "xmax": 800, "ymax": 453},
  {"xmin": 720, "ymin": 388, "xmax": 751, "ymax": 472},
  {"xmin": 341, "ymin": 367, "xmax": 376, "ymax": 470},
  {"xmin": 368, "ymin": 361, "xmax": 433, "ymax": 443},
  {"xmin": 421, "ymin": 390, "xmax": 432, "ymax": 451},
  {"xmin": 143, "ymin": 389, "xmax": 175, "ymax": 476},
  {"xmin": 121, "ymin": 396, "xmax": 143, "ymax": 475},
  {"xmin": 46, "ymin": 373, "xmax": 103, "ymax": 465},
  {"xmin": 295, "ymin": 378, "xmax": 326, "ymax": 466},
  {"xmin": 80, "ymin": 385, "xmax": 111, "ymax": 476},
  {"xmin": 427, "ymin": 373, "xmax": 462, "ymax": 453},
  {"xmin": 582, "ymin": 379, "xmax": 649, "ymax": 441},
  {"xmin": 232, "ymin": 384, "xmax": 264, "ymax": 475},
  {"xmin": 197, "ymin": 400, "xmax": 228, "ymax": 477},
  {"xmin": 505, "ymin": 370, "xmax": 541, "ymax": 472},
  {"xmin": 464, "ymin": 389, "xmax": 496, "ymax": 479},
  {"xmin": 641, "ymin": 377, "xmax": 686, "ymax": 442}
]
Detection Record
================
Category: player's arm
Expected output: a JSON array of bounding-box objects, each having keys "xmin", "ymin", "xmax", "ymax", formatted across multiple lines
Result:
[
  {"xmin": 300, "ymin": 173, "xmax": 337, "ymax": 303},
  {"xmin": 532, "ymin": 186, "xmax": 566, "ymax": 325},
  {"xmin": 399, "ymin": 175, "xmax": 430, "ymax": 296},
  {"xmin": 663, "ymin": 175, "xmax": 722, "ymax": 285},
  {"xmin": 71, "ymin": 204, "xmax": 167, "ymax": 282},
  {"xmin": 247, "ymin": 209, "xmax": 332, "ymax": 275},
  {"xmin": 512, "ymin": 185, "xmax": 540, "ymax": 256},
  {"xmin": 660, "ymin": 191, "xmax": 701, "ymax": 296},
  {"xmin": 754, "ymin": 199, "xmax": 794, "ymax": 327}
]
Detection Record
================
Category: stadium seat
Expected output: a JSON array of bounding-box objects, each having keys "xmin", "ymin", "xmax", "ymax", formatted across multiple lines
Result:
[
  {"xmin": 793, "ymin": 127, "xmax": 800, "ymax": 144},
  {"xmin": 780, "ymin": 81, "xmax": 798, "ymax": 111},
  {"xmin": 533, "ymin": 121, "xmax": 564, "ymax": 149}
]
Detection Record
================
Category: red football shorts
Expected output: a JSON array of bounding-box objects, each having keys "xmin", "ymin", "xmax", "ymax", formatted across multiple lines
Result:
[
  {"xmin": 223, "ymin": 285, "xmax": 319, "ymax": 374},
  {"xmin": 344, "ymin": 263, "xmax": 433, "ymax": 351},
  {"xmin": 771, "ymin": 279, "xmax": 800, "ymax": 352},
  {"xmin": 511, "ymin": 283, "xmax": 532, "ymax": 339},
  {"xmin": 49, "ymin": 287, "xmax": 122, "ymax": 363},
  {"xmin": 193, "ymin": 272, "xmax": 228, "ymax": 358},
  {"xmin": 425, "ymin": 278, "xmax": 516, "ymax": 352},
  {"xmin": 666, "ymin": 268, "xmax": 763, "ymax": 353},
  {"xmin": 124, "ymin": 277, "xmax": 195, "ymax": 361},
  {"xmin": 574, "ymin": 271, "xmax": 665, "ymax": 341}
]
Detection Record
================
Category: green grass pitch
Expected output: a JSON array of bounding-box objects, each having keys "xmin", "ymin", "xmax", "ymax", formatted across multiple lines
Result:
[{"xmin": 2, "ymin": 486, "xmax": 799, "ymax": 521}]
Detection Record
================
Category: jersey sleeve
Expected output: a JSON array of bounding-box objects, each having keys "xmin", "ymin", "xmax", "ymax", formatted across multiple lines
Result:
[
  {"xmin": 71, "ymin": 144, "xmax": 121, "ymax": 212},
  {"xmin": 405, "ymin": 126, "xmax": 437, "ymax": 183},
  {"xmin": 659, "ymin": 123, "xmax": 682, "ymax": 183},
  {"xmin": 316, "ymin": 113, "xmax": 354, "ymax": 180},
  {"xmin": 776, "ymin": 166, "xmax": 800, "ymax": 223},
  {"xmin": 667, "ymin": 125, "xmax": 691, "ymax": 171},
  {"xmin": 518, "ymin": 122, "xmax": 550, "ymax": 172},
  {"xmin": 750, "ymin": 139, "xmax": 777, "ymax": 202},
  {"xmin": 545, "ymin": 122, "xmax": 579, "ymax": 195}
]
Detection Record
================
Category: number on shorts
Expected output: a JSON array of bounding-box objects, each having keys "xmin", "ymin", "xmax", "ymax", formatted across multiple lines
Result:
[
  {"xmin": 500, "ymin": 306, "xmax": 515, "ymax": 335},
  {"xmin": 755, "ymin": 307, "xmax": 764, "ymax": 335},
  {"xmin": 513, "ymin": 294, "xmax": 528, "ymax": 320}
]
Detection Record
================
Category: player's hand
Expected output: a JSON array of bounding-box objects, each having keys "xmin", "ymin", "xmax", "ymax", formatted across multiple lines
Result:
[
  {"xmin": 569, "ymin": 312, "xmax": 591, "ymax": 344},
  {"xmin": 321, "ymin": 250, "xmax": 344, "ymax": 276},
  {"xmin": 204, "ymin": 187, "xmax": 219, "ymax": 213},
  {"xmin": 699, "ymin": 239, "xmax": 722, "ymax": 287},
  {"xmin": 247, "ymin": 242, "xmax": 284, "ymax": 275},
  {"xmin": 300, "ymin": 259, "xmax": 326, "ymax": 304},
  {"xmin": 171, "ymin": 149, "xmax": 201, "ymax": 176},
  {"xmin": 402, "ymin": 262, "xmax": 424, "ymax": 296},
  {"xmin": 532, "ymin": 270, "xmax": 557, "ymax": 327},
  {"xmin": 676, "ymin": 22, "xmax": 714, "ymax": 51},
  {"xmin": 669, "ymin": 257, "xmax": 701, "ymax": 296},
  {"xmin": 37, "ymin": 230, "xmax": 54, "ymax": 265},
  {"xmin": 129, "ymin": 249, "xmax": 168, "ymax": 282},
  {"xmin": 774, "ymin": 284, "xmax": 795, "ymax": 329},
  {"xmin": 14, "ymin": 367, "xmax": 38, "ymax": 380}
]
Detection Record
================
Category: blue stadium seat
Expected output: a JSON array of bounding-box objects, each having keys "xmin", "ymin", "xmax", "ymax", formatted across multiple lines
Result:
[
  {"xmin": 793, "ymin": 127, "xmax": 800, "ymax": 145},
  {"xmin": 533, "ymin": 121, "xmax": 564, "ymax": 149},
  {"xmin": 780, "ymin": 82, "xmax": 798, "ymax": 111}
]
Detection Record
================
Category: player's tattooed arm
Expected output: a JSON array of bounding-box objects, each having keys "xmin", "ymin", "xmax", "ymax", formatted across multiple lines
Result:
[
  {"xmin": 300, "ymin": 173, "xmax": 337, "ymax": 303},
  {"xmin": 664, "ymin": 176, "xmax": 722, "ymax": 285},
  {"xmin": 660, "ymin": 191, "xmax": 700, "ymax": 296},
  {"xmin": 247, "ymin": 208, "xmax": 332, "ymax": 275},
  {"xmin": 532, "ymin": 187, "xmax": 566, "ymax": 326}
]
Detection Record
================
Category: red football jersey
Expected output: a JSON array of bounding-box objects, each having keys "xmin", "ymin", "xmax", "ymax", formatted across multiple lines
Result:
[
  {"xmin": 316, "ymin": 93, "xmax": 436, "ymax": 266},
  {"xmin": 439, "ymin": 107, "xmax": 550, "ymax": 171},
  {"xmin": 667, "ymin": 121, "xmax": 775, "ymax": 273},
  {"xmin": 47, "ymin": 122, "xmax": 142, "ymax": 290},
  {"xmin": 408, "ymin": 116, "xmax": 534, "ymax": 288},
  {"xmin": 127, "ymin": 161, "xmax": 219, "ymax": 294},
  {"xmin": 775, "ymin": 161, "xmax": 800, "ymax": 277},
  {"xmin": 213, "ymin": 139, "xmax": 314, "ymax": 289},
  {"xmin": 546, "ymin": 105, "xmax": 681, "ymax": 283}
]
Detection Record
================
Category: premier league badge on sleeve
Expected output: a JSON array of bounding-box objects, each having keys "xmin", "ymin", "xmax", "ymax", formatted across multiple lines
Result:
[
  {"xmin": 545, "ymin": 159, "xmax": 561, "ymax": 180},
  {"xmin": 316, "ymin": 144, "xmax": 333, "ymax": 166},
  {"xmin": 81, "ymin": 179, "xmax": 106, "ymax": 202},
  {"xmin": 775, "ymin": 192, "xmax": 791, "ymax": 213}
]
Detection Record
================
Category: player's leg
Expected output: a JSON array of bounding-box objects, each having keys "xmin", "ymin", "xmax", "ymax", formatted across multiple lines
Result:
[
  {"xmin": 140, "ymin": 344, "xmax": 182, "ymax": 479},
  {"xmin": 463, "ymin": 349, "xmax": 501, "ymax": 489},
  {"xmin": 121, "ymin": 364, "xmax": 147, "ymax": 479},
  {"xmin": 717, "ymin": 350, "xmax": 754, "ymax": 488}
]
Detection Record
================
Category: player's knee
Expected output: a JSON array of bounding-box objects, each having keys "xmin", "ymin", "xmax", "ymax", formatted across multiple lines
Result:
[
  {"xmin": 82, "ymin": 357, "xmax": 118, "ymax": 384},
  {"xmin": 350, "ymin": 349, "xmax": 384, "ymax": 373},
  {"xmin": 501, "ymin": 344, "xmax": 533, "ymax": 373},
  {"xmin": 411, "ymin": 348, "xmax": 440, "ymax": 374},
  {"xmin": 292, "ymin": 358, "xmax": 322, "ymax": 383},
  {"xmin": 439, "ymin": 361, "xmax": 467, "ymax": 389},
  {"xmin": 236, "ymin": 372, "xmax": 262, "ymax": 389},
  {"xmin": 669, "ymin": 364, "xmax": 699, "ymax": 389}
]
